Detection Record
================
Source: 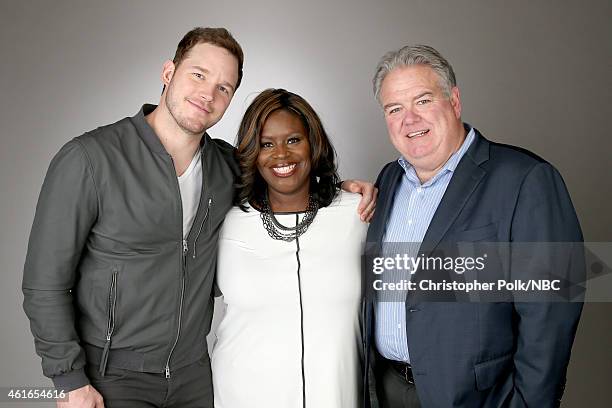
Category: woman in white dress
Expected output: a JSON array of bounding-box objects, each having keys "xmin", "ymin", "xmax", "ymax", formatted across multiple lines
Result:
[{"xmin": 212, "ymin": 89, "xmax": 368, "ymax": 408}]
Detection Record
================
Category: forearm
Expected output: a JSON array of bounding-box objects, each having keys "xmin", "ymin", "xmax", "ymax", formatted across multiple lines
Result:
[
  {"xmin": 22, "ymin": 288, "xmax": 89, "ymax": 390},
  {"xmin": 512, "ymin": 302, "xmax": 582, "ymax": 407},
  {"xmin": 510, "ymin": 162, "xmax": 584, "ymax": 406},
  {"xmin": 22, "ymin": 139, "xmax": 98, "ymax": 390}
]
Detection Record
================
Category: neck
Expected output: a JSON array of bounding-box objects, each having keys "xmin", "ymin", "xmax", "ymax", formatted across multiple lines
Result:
[
  {"xmin": 146, "ymin": 103, "xmax": 203, "ymax": 176},
  {"xmin": 267, "ymin": 190, "xmax": 310, "ymax": 213}
]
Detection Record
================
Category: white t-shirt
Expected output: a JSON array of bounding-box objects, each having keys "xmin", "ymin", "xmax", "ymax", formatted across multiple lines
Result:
[{"xmin": 177, "ymin": 147, "xmax": 202, "ymax": 239}]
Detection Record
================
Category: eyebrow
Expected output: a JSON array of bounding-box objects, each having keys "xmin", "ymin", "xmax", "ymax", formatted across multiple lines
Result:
[
  {"xmin": 383, "ymin": 91, "xmax": 434, "ymax": 110},
  {"xmin": 383, "ymin": 102, "xmax": 400, "ymax": 110},
  {"xmin": 191, "ymin": 65, "xmax": 236, "ymax": 92},
  {"xmin": 260, "ymin": 132, "xmax": 305, "ymax": 140},
  {"xmin": 414, "ymin": 91, "xmax": 433, "ymax": 100}
]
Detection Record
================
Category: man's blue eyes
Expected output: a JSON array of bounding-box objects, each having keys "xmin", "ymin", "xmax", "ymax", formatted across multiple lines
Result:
[
  {"xmin": 191, "ymin": 73, "xmax": 230, "ymax": 95},
  {"xmin": 388, "ymin": 99, "xmax": 432, "ymax": 114}
]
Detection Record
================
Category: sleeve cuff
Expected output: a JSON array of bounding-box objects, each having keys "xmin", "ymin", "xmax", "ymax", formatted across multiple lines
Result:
[{"xmin": 51, "ymin": 367, "xmax": 89, "ymax": 392}]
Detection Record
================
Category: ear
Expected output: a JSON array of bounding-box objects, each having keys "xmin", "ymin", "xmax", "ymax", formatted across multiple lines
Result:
[
  {"xmin": 450, "ymin": 86, "xmax": 462, "ymax": 119},
  {"xmin": 161, "ymin": 60, "xmax": 176, "ymax": 87}
]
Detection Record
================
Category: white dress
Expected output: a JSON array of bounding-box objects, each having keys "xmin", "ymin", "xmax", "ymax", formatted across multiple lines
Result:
[{"xmin": 212, "ymin": 191, "xmax": 367, "ymax": 408}]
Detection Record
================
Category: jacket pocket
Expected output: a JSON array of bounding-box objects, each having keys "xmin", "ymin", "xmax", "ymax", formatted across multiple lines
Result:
[
  {"xmin": 99, "ymin": 267, "xmax": 118, "ymax": 376},
  {"xmin": 456, "ymin": 223, "xmax": 498, "ymax": 242},
  {"xmin": 192, "ymin": 197, "xmax": 213, "ymax": 259},
  {"xmin": 474, "ymin": 353, "xmax": 512, "ymax": 391}
]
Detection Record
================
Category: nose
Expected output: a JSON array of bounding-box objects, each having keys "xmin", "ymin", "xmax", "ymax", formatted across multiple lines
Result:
[
  {"xmin": 272, "ymin": 143, "xmax": 288, "ymax": 159},
  {"xmin": 402, "ymin": 106, "xmax": 421, "ymax": 126},
  {"xmin": 200, "ymin": 82, "xmax": 215, "ymax": 102}
]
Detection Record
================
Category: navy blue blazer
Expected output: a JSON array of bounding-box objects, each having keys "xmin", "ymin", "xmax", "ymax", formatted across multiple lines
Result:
[{"xmin": 362, "ymin": 129, "xmax": 583, "ymax": 408}]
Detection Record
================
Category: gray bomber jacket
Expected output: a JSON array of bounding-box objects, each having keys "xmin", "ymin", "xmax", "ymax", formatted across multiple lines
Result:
[{"xmin": 22, "ymin": 105, "xmax": 238, "ymax": 391}]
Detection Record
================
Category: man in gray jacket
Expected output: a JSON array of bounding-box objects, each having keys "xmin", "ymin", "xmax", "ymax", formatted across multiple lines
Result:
[
  {"xmin": 22, "ymin": 27, "xmax": 375, "ymax": 408},
  {"xmin": 23, "ymin": 27, "xmax": 243, "ymax": 408}
]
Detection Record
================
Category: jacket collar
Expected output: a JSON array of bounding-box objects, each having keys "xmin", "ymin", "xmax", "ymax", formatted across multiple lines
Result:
[{"xmin": 131, "ymin": 104, "xmax": 211, "ymax": 156}]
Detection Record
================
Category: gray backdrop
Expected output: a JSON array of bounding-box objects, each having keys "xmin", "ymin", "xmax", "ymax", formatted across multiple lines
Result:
[{"xmin": 1, "ymin": 0, "xmax": 610, "ymax": 407}]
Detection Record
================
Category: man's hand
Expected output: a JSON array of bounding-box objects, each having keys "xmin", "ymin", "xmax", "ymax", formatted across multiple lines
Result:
[
  {"xmin": 341, "ymin": 179, "xmax": 377, "ymax": 222},
  {"xmin": 58, "ymin": 384, "xmax": 104, "ymax": 408}
]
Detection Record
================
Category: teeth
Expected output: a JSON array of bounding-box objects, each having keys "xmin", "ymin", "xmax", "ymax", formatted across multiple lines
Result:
[
  {"xmin": 408, "ymin": 130, "xmax": 428, "ymax": 138},
  {"xmin": 273, "ymin": 164, "xmax": 296, "ymax": 174}
]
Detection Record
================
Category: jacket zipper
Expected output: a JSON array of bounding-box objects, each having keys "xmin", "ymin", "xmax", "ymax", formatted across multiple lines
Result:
[
  {"xmin": 165, "ymin": 239, "xmax": 188, "ymax": 378},
  {"xmin": 192, "ymin": 197, "xmax": 213, "ymax": 259},
  {"xmin": 99, "ymin": 268, "xmax": 118, "ymax": 376},
  {"xmin": 164, "ymin": 149, "xmax": 209, "ymax": 378}
]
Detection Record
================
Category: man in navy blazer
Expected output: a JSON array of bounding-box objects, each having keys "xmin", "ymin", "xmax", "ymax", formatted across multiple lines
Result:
[{"xmin": 362, "ymin": 45, "xmax": 583, "ymax": 407}]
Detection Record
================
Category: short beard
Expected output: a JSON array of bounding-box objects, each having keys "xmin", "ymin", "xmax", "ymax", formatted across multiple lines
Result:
[{"xmin": 165, "ymin": 86, "xmax": 208, "ymax": 136}]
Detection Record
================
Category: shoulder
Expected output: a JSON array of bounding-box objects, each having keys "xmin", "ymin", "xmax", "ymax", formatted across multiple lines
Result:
[
  {"xmin": 488, "ymin": 143, "xmax": 564, "ymax": 190},
  {"xmin": 323, "ymin": 190, "xmax": 360, "ymax": 207},
  {"xmin": 209, "ymin": 136, "xmax": 239, "ymax": 175},
  {"xmin": 75, "ymin": 116, "xmax": 135, "ymax": 147},
  {"xmin": 470, "ymin": 128, "xmax": 546, "ymax": 169},
  {"xmin": 52, "ymin": 113, "xmax": 132, "ymax": 167},
  {"xmin": 210, "ymin": 137, "xmax": 235, "ymax": 153},
  {"xmin": 333, "ymin": 190, "xmax": 362, "ymax": 207},
  {"xmin": 470, "ymin": 132, "xmax": 570, "ymax": 201},
  {"xmin": 220, "ymin": 204, "xmax": 260, "ymax": 238},
  {"xmin": 223, "ymin": 204, "xmax": 258, "ymax": 224},
  {"xmin": 48, "ymin": 138, "xmax": 91, "ymax": 172},
  {"xmin": 318, "ymin": 191, "xmax": 368, "ymax": 239},
  {"xmin": 375, "ymin": 160, "xmax": 401, "ymax": 185},
  {"xmin": 488, "ymin": 140, "xmax": 549, "ymax": 168},
  {"xmin": 322, "ymin": 191, "xmax": 364, "ymax": 222},
  {"xmin": 70, "ymin": 116, "xmax": 144, "ymax": 166}
]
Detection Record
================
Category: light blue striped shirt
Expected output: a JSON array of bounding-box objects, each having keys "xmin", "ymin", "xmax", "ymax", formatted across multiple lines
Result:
[{"xmin": 375, "ymin": 127, "xmax": 475, "ymax": 362}]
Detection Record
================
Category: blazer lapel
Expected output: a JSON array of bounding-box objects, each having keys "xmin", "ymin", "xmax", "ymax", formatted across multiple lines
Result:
[
  {"xmin": 364, "ymin": 162, "xmax": 403, "ymax": 301},
  {"xmin": 420, "ymin": 130, "xmax": 490, "ymax": 254},
  {"xmin": 367, "ymin": 162, "xmax": 404, "ymax": 245}
]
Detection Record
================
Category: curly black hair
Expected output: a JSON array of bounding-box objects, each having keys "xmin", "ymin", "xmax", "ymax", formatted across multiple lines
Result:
[{"xmin": 235, "ymin": 88, "xmax": 340, "ymax": 211}]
